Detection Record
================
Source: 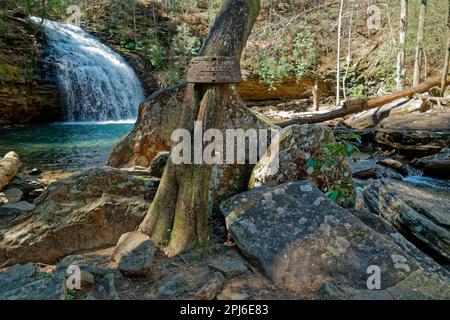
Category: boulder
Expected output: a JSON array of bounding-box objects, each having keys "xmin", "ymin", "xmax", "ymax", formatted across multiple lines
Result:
[
  {"xmin": 0, "ymin": 263, "xmax": 65, "ymax": 300},
  {"xmin": 193, "ymin": 272, "xmax": 225, "ymax": 300},
  {"xmin": 2, "ymin": 188, "xmax": 23, "ymax": 203},
  {"xmin": 150, "ymin": 151, "xmax": 170, "ymax": 178},
  {"xmin": 208, "ymin": 257, "xmax": 248, "ymax": 278},
  {"xmin": 0, "ymin": 167, "xmax": 158, "ymax": 267},
  {"xmin": 319, "ymin": 269, "xmax": 450, "ymax": 300},
  {"xmin": 249, "ymin": 124, "xmax": 352, "ymax": 193},
  {"xmin": 149, "ymin": 152, "xmax": 169, "ymax": 178},
  {"xmin": 375, "ymin": 112, "xmax": 450, "ymax": 156},
  {"xmin": 0, "ymin": 152, "xmax": 22, "ymax": 191},
  {"xmin": 364, "ymin": 179, "xmax": 450, "ymax": 263},
  {"xmin": 157, "ymin": 274, "xmax": 190, "ymax": 298},
  {"xmin": 0, "ymin": 201, "xmax": 35, "ymax": 215},
  {"xmin": 348, "ymin": 157, "xmax": 404, "ymax": 180},
  {"xmin": 112, "ymin": 231, "xmax": 157, "ymax": 276},
  {"xmin": 107, "ymin": 83, "xmax": 273, "ymax": 203},
  {"xmin": 412, "ymin": 148, "xmax": 450, "ymax": 179},
  {"xmin": 220, "ymin": 181, "xmax": 435, "ymax": 295}
]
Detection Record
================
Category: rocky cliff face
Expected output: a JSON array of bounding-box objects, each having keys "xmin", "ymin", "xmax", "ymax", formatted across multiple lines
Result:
[{"xmin": 0, "ymin": 14, "xmax": 63, "ymax": 126}]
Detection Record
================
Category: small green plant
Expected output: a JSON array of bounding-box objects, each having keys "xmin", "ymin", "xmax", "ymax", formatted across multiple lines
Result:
[
  {"xmin": 0, "ymin": 64, "xmax": 22, "ymax": 85},
  {"xmin": 65, "ymin": 289, "xmax": 75, "ymax": 301},
  {"xmin": 256, "ymin": 51, "xmax": 292, "ymax": 90},
  {"xmin": 349, "ymin": 84, "xmax": 365, "ymax": 99},
  {"xmin": 292, "ymin": 24, "xmax": 317, "ymax": 80},
  {"xmin": 306, "ymin": 133, "xmax": 361, "ymax": 207}
]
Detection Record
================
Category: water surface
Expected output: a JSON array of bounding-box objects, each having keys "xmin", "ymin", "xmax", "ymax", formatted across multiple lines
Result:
[{"xmin": 0, "ymin": 122, "xmax": 133, "ymax": 171}]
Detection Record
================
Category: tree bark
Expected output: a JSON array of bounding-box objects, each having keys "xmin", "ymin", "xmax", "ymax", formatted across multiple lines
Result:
[
  {"xmin": 441, "ymin": 0, "xmax": 450, "ymax": 96},
  {"xmin": 278, "ymin": 76, "xmax": 448, "ymax": 128},
  {"xmin": 413, "ymin": 0, "xmax": 427, "ymax": 86},
  {"xmin": 336, "ymin": 0, "xmax": 345, "ymax": 106},
  {"xmin": 396, "ymin": 0, "xmax": 408, "ymax": 90},
  {"xmin": 138, "ymin": 0, "xmax": 261, "ymax": 257}
]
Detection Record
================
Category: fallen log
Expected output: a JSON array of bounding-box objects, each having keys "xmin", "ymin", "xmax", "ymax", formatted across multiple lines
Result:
[
  {"xmin": 414, "ymin": 94, "xmax": 450, "ymax": 104},
  {"xmin": 278, "ymin": 76, "xmax": 449, "ymax": 128},
  {"xmin": 0, "ymin": 152, "xmax": 22, "ymax": 191}
]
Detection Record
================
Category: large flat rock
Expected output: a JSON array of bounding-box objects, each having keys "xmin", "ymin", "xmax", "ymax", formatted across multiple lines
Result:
[
  {"xmin": 364, "ymin": 178, "xmax": 450, "ymax": 263},
  {"xmin": 375, "ymin": 112, "xmax": 450, "ymax": 155},
  {"xmin": 0, "ymin": 167, "xmax": 158, "ymax": 267},
  {"xmin": 220, "ymin": 181, "xmax": 448, "ymax": 297}
]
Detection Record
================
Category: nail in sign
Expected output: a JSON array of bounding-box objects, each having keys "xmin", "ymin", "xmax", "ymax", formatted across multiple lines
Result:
[{"xmin": 187, "ymin": 56, "xmax": 242, "ymax": 84}]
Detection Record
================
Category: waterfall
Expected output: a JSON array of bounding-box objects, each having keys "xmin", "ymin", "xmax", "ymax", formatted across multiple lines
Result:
[{"xmin": 32, "ymin": 17, "xmax": 145, "ymax": 122}]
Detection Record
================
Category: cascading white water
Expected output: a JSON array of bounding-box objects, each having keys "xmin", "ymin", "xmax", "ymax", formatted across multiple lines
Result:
[{"xmin": 32, "ymin": 17, "xmax": 145, "ymax": 122}]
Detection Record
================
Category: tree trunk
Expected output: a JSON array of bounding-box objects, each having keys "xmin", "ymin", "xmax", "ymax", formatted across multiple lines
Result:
[
  {"xmin": 396, "ymin": 0, "xmax": 408, "ymax": 90},
  {"xmin": 133, "ymin": 0, "xmax": 138, "ymax": 45},
  {"xmin": 441, "ymin": 0, "xmax": 450, "ymax": 96},
  {"xmin": 342, "ymin": 1, "xmax": 354, "ymax": 102},
  {"xmin": 138, "ymin": 0, "xmax": 261, "ymax": 257},
  {"xmin": 336, "ymin": 0, "xmax": 345, "ymax": 106},
  {"xmin": 312, "ymin": 79, "xmax": 320, "ymax": 111},
  {"xmin": 278, "ymin": 75, "xmax": 448, "ymax": 128},
  {"xmin": 413, "ymin": 0, "xmax": 427, "ymax": 86}
]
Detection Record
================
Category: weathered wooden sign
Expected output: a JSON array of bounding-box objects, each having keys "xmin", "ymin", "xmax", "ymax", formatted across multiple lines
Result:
[{"xmin": 187, "ymin": 56, "xmax": 242, "ymax": 84}]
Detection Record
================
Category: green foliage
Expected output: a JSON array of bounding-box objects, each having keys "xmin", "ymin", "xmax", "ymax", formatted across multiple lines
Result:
[
  {"xmin": 256, "ymin": 51, "xmax": 292, "ymax": 90},
  {"xmin": 0, "ymin": 64, "xmax": 22, "ymax": 85},
  {"xmin": 306, "ymin": 134, "xmax": 361, "ymax": 207},
  {"xmin": 64, "ymin": 289, "xmax": 75, "ymax": 300},
  {"xmin": 292, "ymin": 24, "xmax": 317, "ymax": 80},
  {"xmin": 349, "ymin": 84, "xmax": 365, "ymax": 99},
  {"xmin": 255, "ymin": 22, "xmax": 317, "ymax": 90}
]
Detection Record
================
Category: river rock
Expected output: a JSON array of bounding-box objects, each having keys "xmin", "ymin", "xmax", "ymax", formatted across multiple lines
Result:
[
  {"xmin": 157, "ymin": 274, "xmax": 190, "ymax": 298},
  {"xmin": 0, "ymin": 167, "xmax": 158, "ymax": 267},
  {"xmin": 375, "ymin": 112, "xmax": 450, "ymax": 156},
  {"xmin": 319, "ymin": 268, "xmax": 450, "ymax": 300},
  {"xmin": 112, "ymin": 231, "xmax": 157, "ymax": 276},
  {"xmin": 348, "ymin": 157, "xmax": 404, "ymax": 180},
  {"xmin": 149, "ymin": 152, "xmax": 169, "ymax": 178},
  {"xmin": 0, "ymin": 152, "xmax": 22, "ymax": 191},
  {"xmin": 0, "ymin": 263, "xmax": 65, "ymax": 300},
  {"xmin": 412, "ymin": 147, "xmax": 450, "ymax": 179},
  {"xmin": 220, "ymin": 181, "xmax": 431, "ymax": 295},
  {"xmin": 364, "ymin": 179, "xmax": 450, "ymax": 263},
  {"xmin": 107, "ymin": 83, "xmax": 273, "ymax": 203},
  {"xmin": 249, "ymin": 124, "xmax": 352, "ymax": 193},
  {"xmin": 3, "ymin": 188, "xmax": 23, "ymax": 203},
  {"xmin": 208, "ymin": 257, "xmax": 248, "ymax": 278},
  {"xmin": 0, "ymin": 201, "xmax": 35, "ymax": 215},
  {"xmin": 193, "ymin": 272, "xmax": 225, "ymax": 300}
]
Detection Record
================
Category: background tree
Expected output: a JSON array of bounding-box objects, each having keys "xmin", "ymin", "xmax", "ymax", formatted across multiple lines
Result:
[
  {"xmin": 336, "ymin": 0, "xmax": 345, "ymax": 106},
  {"xmin": 396, "ymin": 0, "xmax": 408, "ymax": 90},
  {"xmin": 138, "ymin": 0, "xmax": 261, "ymax": 257},
  {"xmin": 413, "ymin": 0, "xmax": 427, "ymax": 86},
  {"xmin": 440, "ymin": 0, "xmax": 450, "ymax": 96}
]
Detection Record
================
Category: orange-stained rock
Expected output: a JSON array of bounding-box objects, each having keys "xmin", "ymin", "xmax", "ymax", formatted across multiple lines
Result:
[{"xmin": 236, "ymin": 76, "xmax": 333, "ymax": 102}]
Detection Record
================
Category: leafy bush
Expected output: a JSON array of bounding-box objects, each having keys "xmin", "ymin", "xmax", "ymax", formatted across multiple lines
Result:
[
  {"xmin": 306, "ymin": 133, "xmax": 360, "ymax": 207},
  {"xmin": 255, "ymin": 22, "xmax": 317, "ymax": 90},
  {"xmin": 349, "ymin": 84, "xmax": 365, "ymax": 99}
]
